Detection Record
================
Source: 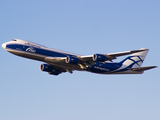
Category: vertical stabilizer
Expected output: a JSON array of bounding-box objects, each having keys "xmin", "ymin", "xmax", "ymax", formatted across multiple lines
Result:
[{"xmin": 121, "ymin": 48, "xmax": 149, "ymax": 68}]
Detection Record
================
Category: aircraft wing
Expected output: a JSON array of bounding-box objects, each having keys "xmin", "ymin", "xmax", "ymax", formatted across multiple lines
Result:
[
  {"xmin": 44, "ymin": 49, "xmax": 147, "ymax": 63},
  {"xmin": 43, "ymin": 48, "xmax": 148, "ymax": 73},
  {"xmin": 79, "ymin": 48, "xmax": 147, "ymax": 62}
]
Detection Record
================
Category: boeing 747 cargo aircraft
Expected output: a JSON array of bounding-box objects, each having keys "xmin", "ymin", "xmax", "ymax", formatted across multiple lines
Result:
[{"xmin": 2, "ymin": 39, "xmax": 157, "ymax": 76}]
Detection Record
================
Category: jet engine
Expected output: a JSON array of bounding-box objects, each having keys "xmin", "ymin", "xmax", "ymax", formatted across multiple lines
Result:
[
  {"xmin": 65, "ymin": 56, "xmax": 79, "ymax": 64},
  {"xmin": 93, "ymin": 54, "xmax": 107, "ymax": 62},
  {"xmin": 40, "ymin": 64, "xmax": 61, "ymax": 75},
  {"xmin": 40, "ymin": 64, "xmax": 52, "ymax": 72}
]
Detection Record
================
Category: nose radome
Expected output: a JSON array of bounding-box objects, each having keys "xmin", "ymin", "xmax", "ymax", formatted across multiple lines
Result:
[{"xmin": 2, "ymin": 43, "xmax": 6, "ymax": 49}]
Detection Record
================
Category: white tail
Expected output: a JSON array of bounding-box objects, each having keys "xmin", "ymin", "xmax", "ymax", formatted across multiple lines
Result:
[{"xmin": 121, "ymin": 48, "xmax": 149, "ymax": 68}]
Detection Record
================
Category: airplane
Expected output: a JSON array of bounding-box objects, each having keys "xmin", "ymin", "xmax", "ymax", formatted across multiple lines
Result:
[{"xmin": 2, "ymin": 39, "xmax": 157, "ymax": 76}]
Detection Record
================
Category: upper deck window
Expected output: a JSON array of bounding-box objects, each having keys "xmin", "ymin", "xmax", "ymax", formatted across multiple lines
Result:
[{"xmin": 12, "ymin": 39, "xmax": 17, "ymax": 41}]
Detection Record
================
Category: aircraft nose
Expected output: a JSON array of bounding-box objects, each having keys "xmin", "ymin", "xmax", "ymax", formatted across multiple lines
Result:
[{"xmin": 2, "ymin": 43, "xmax": 6, "ymax": 49}]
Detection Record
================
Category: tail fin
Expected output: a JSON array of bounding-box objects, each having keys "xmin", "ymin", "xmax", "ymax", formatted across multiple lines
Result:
[{"xmin": 120, "ymin": 48, "xmax": 149, "ymax": 68}]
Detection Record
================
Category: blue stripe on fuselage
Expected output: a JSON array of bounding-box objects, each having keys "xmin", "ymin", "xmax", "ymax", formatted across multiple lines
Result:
[
  {"xmin": 88, "ymin": 62, "xmax": 123, "ymax": 73},
  {"xmin": 6, "ymin": 44, "xmax": 73, "ymax": 57}
]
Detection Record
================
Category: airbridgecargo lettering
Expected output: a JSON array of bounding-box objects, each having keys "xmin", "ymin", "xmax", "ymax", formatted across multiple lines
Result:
[
  {"xmin": 94, "ymin": 66, "xmax": 109, "ymax": 71},
  {"xmin": 2, "ymin": 39, "xmax": 157, "ymax": 76}
]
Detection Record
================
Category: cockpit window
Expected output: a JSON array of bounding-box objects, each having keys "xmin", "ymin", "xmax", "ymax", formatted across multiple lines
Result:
[{"xmin": 12, "ymin": 39, "xmax": 17, "ymax": 41}]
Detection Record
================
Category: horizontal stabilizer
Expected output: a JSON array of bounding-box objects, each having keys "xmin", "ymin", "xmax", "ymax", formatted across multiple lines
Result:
[{"xmin": 128, "ymin": 66, "xmax": 157, "ymax": 71}]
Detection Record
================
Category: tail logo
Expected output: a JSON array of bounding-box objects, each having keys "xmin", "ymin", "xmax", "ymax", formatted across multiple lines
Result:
[{"xmin": 128, "ymin": 56, "xmax": 143, "ymax": 66}]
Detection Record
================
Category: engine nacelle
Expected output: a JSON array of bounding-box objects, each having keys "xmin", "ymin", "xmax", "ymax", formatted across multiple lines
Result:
[
  {"xmin": 93, "ymin": 54, "xmax": 107, "ymax": 62},
  {"xmin": 65, "ymin": 56, "xmax": 79, "ymax": 64},
  {"xmin": 48, "ymin": 69, "xmax": 61, "ymax": 75},
  {"xmin": 40, "ymin": 64, "xmax": 52, "ymax": 72}
]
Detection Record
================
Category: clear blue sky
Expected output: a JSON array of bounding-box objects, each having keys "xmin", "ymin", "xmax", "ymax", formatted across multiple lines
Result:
[{"xmin": 1, "ymin": 0, "xmax": 159, "ymax": 120}]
